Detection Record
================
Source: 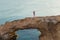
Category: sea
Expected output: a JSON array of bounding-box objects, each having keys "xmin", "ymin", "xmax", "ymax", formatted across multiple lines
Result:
[{"xmin": 16, "ymin": 29, "xmax": 40, "ymax": 40}]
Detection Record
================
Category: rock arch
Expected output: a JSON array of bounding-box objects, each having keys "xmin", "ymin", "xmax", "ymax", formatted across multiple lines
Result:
[{"xmin": 0, "ymin": 15, "xmax": 60, "ymax": 40}]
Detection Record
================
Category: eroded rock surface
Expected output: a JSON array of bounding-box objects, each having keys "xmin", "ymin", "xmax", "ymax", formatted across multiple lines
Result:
[{"xmin": 0, "ymin": 15, "xmax": 60, "ymax": 40}]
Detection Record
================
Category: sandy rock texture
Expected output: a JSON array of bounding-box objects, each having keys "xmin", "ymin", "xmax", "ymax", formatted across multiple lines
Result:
[{"xmin": 0, "ymin": 15, "xmax": 60, "ymax": 40}]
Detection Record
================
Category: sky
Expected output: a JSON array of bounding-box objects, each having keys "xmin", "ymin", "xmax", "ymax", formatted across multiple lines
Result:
[{"xmin": 0, "ymin": 0, "xmax": 60, "ymax": 19}]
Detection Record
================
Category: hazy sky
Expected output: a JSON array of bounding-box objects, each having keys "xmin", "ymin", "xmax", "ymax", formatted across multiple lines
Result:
[{"xmin": 0, "ymin": 0, "xmax": 60, "ymax": 18}]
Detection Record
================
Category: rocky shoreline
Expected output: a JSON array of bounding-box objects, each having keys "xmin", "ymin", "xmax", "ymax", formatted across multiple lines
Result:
[{"xmin": 0, "ymin": 15, "xmax": 60, "ymax": 40}]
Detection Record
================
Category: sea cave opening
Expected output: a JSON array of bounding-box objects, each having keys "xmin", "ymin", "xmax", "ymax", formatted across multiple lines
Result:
[{"xmin": 16, "ymin": 29, "xmax": 41, "ymax": 40}]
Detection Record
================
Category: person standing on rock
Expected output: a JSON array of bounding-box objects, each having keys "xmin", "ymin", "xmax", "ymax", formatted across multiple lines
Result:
[{"xmin": 33, "ymin": 11, "xmax": 35, "ymax": 17}]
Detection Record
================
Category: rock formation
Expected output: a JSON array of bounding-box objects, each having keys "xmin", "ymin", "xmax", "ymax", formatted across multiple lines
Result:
[{"xmin": 0, "ymin": 15, "xmax": 60, "ymax": 40}]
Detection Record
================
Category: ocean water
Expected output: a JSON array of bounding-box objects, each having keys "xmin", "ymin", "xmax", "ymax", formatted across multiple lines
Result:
[
  {"xmin": 16, "ymin": 29, "xmax": 40, "ymax": 40},
  {"xmin": 0, "ymin": 0, "xmax": 60, "ymax": 19}
]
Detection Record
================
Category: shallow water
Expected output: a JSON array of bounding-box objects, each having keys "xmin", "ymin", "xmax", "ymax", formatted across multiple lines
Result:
[{"xmin": 16, "ymin": 29, "xmax": 40, "ymax": 40}]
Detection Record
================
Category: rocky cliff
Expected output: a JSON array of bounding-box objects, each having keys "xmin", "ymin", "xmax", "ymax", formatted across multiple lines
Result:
[{"xmin": 0, "ymin": 15, "xmax": 60, "ymax": 40}]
